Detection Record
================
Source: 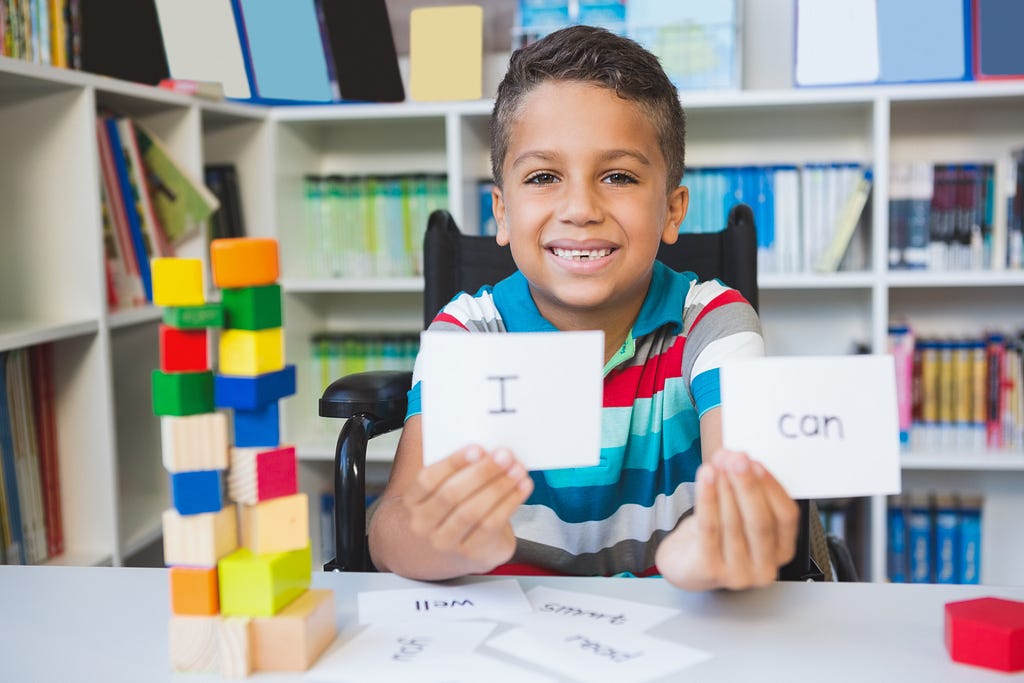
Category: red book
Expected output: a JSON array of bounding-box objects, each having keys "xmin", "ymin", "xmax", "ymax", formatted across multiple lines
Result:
[{"xmin": 30, "ymin": 345, "xmax": 63, "ymax": 558}]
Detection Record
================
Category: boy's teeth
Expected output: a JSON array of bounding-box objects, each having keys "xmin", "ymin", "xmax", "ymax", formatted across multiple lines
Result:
[{"xmin": 552, "ymin": 247, "xmax": 612, "ymax": 260}]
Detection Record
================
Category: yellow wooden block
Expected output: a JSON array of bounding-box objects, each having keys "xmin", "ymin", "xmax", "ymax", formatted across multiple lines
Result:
[
  {"xmin": 161, "ymin": 412, "xmax": 230, "ymax": 472},
  {"xmin": 219, "ymin": 328, "xmax": 284, "ymax": 376},
  {"xmin": 152, "ymin": 258, "xmax": 205, "ymax": 307},
  {"xmin": 410, "ymin": 6, "xmax": 483, "ymax": 101},
  {"xmin": 210, "ymin": 237, "xmax": 280, "ymax": 289},
  {"xmin": 218, "ymin": 544, "xmax": 312, "ymax": 617},
  {"xmin": 251, "ymin": 589, "xmax": 337, "ymax": 672},
  {"xmin": 169, "ymin": 616, "xmax": 219, "ymax": 673},
  {"xmin": 240, "ymin": 493, "xmax": 308, "ymax": 555},
  {"xmin": 162, "ymin": 505, "xmax": 238, "ymax": 567}
]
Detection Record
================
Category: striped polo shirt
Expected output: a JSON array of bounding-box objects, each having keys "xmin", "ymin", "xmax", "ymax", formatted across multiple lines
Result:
[{"xmin": 406, "ymin": 260, "xmax": 764, "ymax": 575}]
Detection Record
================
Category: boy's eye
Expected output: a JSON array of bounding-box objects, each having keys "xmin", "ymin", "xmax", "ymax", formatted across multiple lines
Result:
[
  {"xmin": 525, "ymin": 172, "xmax": 558, "ymax": 185},
  {"xmin": 604, "ymin": 172, "xmax": 638, "ymax": 185}
]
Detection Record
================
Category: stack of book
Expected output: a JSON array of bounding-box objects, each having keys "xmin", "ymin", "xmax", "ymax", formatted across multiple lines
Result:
[
  {"xmin": 887, "ymin": 491, "xmax": 983, "ymax": 585},
  {"xmin": 96, "ymin": 115, "xmax": 219, "ymax": 309},
  {"xmin": 0, "ymin": 345, "xmax": 62, "ymax": 565},
  {"xmin": 0, "ymin": 0, "xmax": 76, "ymax": 68}
]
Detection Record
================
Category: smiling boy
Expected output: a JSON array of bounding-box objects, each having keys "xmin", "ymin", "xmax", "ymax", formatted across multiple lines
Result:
[{"xmin": 368, "ymin": 26, "xmax": 800, "ymax": 590}]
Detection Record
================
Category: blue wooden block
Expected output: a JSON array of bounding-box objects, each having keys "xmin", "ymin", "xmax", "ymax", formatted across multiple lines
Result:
[
  {"xmin": 233, "ymin": 402, "xmax": 280, "ymax": 447},
  {"xmin": 170, "ymin": 470, "xmax": 224, "ymax": 515},
  {"xmin": 214, "ymin": 365, "xmax": 296, "ymax": 410}
]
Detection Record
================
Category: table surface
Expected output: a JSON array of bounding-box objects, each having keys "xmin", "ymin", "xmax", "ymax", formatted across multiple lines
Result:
[{"xmin": 1, "ymin": 565, "xmax": 1021, "ymax": 682}]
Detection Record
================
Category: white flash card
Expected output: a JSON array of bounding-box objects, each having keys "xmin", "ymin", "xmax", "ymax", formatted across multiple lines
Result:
[
  {"xmin": 486, "ymin": 620, "xmax": 711, "ymax": 683},
  {"xmin": 357, "ymin": 579, "xmax": 533, "ymax": 625},
  {"xmin": 511, "ymin": 586, "xmax": 679, "ymax": 632},
  {"xmin": 307, "ymin": 620, "xmax": 497, "ymax": 682},
  {"xmin": 720, "ymin": 355, "xmax": 902, "ymax": 499},
  {"xmin": 418, "ymin": 331, "xmax": 603, "ymax": 470}
]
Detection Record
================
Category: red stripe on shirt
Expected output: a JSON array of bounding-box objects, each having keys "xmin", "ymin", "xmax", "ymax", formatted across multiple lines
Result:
[
  {"xmin": 689, "ymin": 289, "xmax": 747, "ymax": 331},
  {"xmin": 432, "ymin": 311, "xmax": 469, "ymax": 330},
  {"xmin": 604, "ymin": 336, "xmax": 685, "ymax": 407}
]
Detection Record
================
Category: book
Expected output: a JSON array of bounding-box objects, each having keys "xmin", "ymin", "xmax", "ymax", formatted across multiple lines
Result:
[
  {"xmin": 157, "ymin": 78, "xmax": 226, "ymax": 101},
  {"xmin": 134, "ymin": 121, "xmax": 219, "ymax": 247},
  {"xmin": 117, "ymin": 117, "xmax": 173, "ymax": 260},
  {"xmin": 30, "ymin": 345, "xmax": 62, "ymax": 558},
  {"xmin": 815, "ymin": 167, "xmax": 873, "ymax": 272},
  {"xmin": 153, "ymin": 0, "xmax": 250, "ymax": 99},
  {"xmin": 204, "ymin": 163, "xmax": 245, "ymax": 240},
  {"xmin": 0, "ymin": 351, "xmax": 26, "ymax": 564},
  {"xmin": 233, "ymin": 0, "xmax": 333, "ymax": 102},
  {"xmin": 317, "ymin": 0, "xmax": 404, "ymax": 102},
  {"xmin": 104, "ymin": 116, "xmax": 153, "ymax": 301},
  {"xmin": 78, "ymin": 0, "xmax": 169, "ymax": 84},
  {"xmin": 8, "ymin": 349, "xmax": 47, "ymax": 564}
]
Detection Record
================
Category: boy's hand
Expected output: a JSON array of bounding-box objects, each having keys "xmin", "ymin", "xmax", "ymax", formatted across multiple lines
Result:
[
  {"xmin": 403, "ymin": 445, "xmax": 534, "ymax": 575},
  {"xmin": 655, "ymin": 450, "xmax": 799, "ymax": 591}
]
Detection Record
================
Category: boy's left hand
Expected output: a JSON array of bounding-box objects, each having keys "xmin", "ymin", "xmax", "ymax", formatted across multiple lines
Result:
[{"xmin": 655, "ymin": 449, "xmax": 799, "ymax": 591}]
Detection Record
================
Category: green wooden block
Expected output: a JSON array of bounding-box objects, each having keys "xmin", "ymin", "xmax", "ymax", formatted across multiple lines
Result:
[
  {"xmin": 163, "ymin": 303, "xmax": 225, "ymax": 329},
  {"xmin": 152, "ymin": 370, "xmax": 215, "ymax": 416},
  {"xmin": 222, "ymin": 284, "xmax": 282, "ymax": 331},
  {"xmin": 218, "ymin": 544, "xmax": 312, "ymax": 617}
]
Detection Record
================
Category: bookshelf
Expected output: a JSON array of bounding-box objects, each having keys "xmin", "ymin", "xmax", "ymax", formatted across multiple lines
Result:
[{"xmin": 1, "ymin": 56, "xmax": 1022, "ymax": 584}]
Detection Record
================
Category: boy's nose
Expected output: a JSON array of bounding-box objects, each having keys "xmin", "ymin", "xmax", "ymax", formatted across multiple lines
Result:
[{"xmin": 558, "ymin": 180, "xmax": 603, "ymax": 226}]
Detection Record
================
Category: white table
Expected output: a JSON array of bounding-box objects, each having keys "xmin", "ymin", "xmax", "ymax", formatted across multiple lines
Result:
[{"xmin": 1, "ymin": 565, "xmax": 1020, "ymax": 682}]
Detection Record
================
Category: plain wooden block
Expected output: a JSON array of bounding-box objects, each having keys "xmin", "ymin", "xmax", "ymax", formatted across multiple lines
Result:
[
  {"xmin": 163, "ymin": 505, "xmax": 238, "ymax": 567},
  {"xmin": 251, "ymin": 589, "xmax": 336, "ymax": 672},
  {"xmin": 152, "ymin": 257, "xmax": 205, "ymax": 307},
  {"xmin": 232, "ymin": 402, "xmax": 280, "ymax": 448},
  {"xmin": 946, "ymin": 596, "xmax": 1024, "ymax": 672},
  {"xmin": 218, "ymin": 544, "xmax": 312, "ymax": 617},
  {"xmin": 152, "ymin": 370, "xmax": 214, "ymax": 416},
  {"xmin": 219, "ymin": 328, "xmax": 284, "ymax": 377},
  {"xmin": 218, "ymin": 616, "xmax": 253, "ymax": 678},
  {"xmin": 210, "ymin": 238, "xmax": 279, "ymax": 289},
  {"xmin": 161, "ymin": 412, "xmax": 230, "ymax": 472},
  {"xmin": 240, "ymin": 493, "xmax": 309, "ymax": 555},
  {"xmin": 169, "ymin": 566, "xmax": 219, "ymax": 616},
  {"xmin": 410, "ymin": 5, "xmax": 483, "ymax": 101},
  {"xmin": 164, "ymin": 303, "xmax": 225, "ymax": 329},
  {"xmin": 222, "ymin": 284, "xmax": 282, "ymax": 330},
  {"xmin": 214, "ymin": 365, "xmax": 296, "ymax": 410},
  {"xmin": 159, "ymin": 324, "xmax": 209, "ymax": 373},
  {"xmin": 169, "ymin": 615, "xmax": 220, "ymax": 673},
  {"xmin": 227, "ymin": 445, "xmax": 297, "ymax": 505},
  {"xmin": 170, "ymin": 469, "xmax": 224, "ymax": 515}
]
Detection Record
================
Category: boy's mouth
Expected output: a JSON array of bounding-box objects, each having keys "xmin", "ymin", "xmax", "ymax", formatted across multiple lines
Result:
[{"xmin": 549, "ymin": 247, "xmax": 615, "ymax": 261}]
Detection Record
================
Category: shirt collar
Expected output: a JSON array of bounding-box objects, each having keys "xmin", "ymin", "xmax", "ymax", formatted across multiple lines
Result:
[{"xmin": 491, "ymin": 261, "xmax": 693, "ymax": 337}]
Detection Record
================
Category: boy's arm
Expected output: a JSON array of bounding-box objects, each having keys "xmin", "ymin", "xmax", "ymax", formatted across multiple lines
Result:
[
  {"xmin": 654, "ymin": 407, "xmax": 799, "ymax": 591},
  {"xmin": 367, "ymin": 415, "xmax": 533, "ymax": 580}
]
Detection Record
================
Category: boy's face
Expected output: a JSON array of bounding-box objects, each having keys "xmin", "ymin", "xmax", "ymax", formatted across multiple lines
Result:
[{"xmin": 492, "ymin": 81, "xmax": 688, "ymax": 324}]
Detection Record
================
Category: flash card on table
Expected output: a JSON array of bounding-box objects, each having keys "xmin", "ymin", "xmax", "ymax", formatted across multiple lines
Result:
[
  {"xmin": 357, "ymin": 579, "xmax": 533, "ymax": 625},
  {"xmin": 418, "ymin": 331, "xmax": 603, "ymax": 470},
  {"xmin": 720, "ymin": 355, "xmax": 902, "ymax": 499}
]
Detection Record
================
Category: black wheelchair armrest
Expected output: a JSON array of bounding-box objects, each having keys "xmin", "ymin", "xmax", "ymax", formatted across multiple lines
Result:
[{"xmin": 319, "ymin": 370, "xmax": 412, "ymax": 572}]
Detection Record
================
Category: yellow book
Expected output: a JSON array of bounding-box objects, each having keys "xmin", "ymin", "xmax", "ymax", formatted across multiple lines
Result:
[{"xmin": 409, "ymin": 5, "xmax": 483, "ymax": 101}]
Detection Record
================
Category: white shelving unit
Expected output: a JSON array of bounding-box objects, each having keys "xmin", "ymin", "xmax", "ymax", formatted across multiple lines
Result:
[{"xmin": 2, "ymin": 55, "xmax": 1021, "ymax": 582}]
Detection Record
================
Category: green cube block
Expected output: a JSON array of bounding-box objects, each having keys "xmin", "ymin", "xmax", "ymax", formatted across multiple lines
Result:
[
  {"xmin": 222, "ymin": 284, "xmax": 282, "ymax": 331},
  {"xmin": 163, "ymin": 303, "xmax": 225, "ymax": 329},
  {"xmin": 218, "ymin": 544, "xmax": 311, "ymax": 617},
  {"xmin": 152, "ymin": 370, "xmax": 214, "ymax": 416}
]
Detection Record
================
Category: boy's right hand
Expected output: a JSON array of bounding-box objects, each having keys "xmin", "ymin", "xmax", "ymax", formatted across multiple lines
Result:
[{"xmin": 402, "ymin": 445, "xmax": 534, "ymax": 574}]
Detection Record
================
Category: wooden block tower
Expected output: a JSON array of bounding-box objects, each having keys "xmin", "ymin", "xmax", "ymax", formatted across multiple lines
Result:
[{"xmin": 153, "ymin": 239, "xmax": 336, "ymax": 677}]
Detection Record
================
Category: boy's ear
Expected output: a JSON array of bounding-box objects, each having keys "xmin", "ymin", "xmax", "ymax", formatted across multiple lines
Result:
[
  {"xmin": 662, "ymin": 185, "xmax": 689, "ymax": 245},
  {"xmin": 493, "ymin": 185, "xmax": 510, "ymax": 246}
]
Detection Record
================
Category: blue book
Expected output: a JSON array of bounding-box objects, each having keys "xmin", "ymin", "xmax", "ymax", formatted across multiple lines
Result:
[
  {"xmin": 877, "ymin": 0, "xmax": 971, "ymax": 84},
  {"xmin": 933, "ymin": 495, "xmax": 959, "ymax": 584},
  {"xmin": 104, "ymin": 117, "xmax": 153, "ymax": 302},
  {"xmin": 0, "ymin": 353, "xmax": 26, "ymax": 565},
  {"xmin": 907, "ymin": 495, "xmax": 932, "ymax": 583},
  {"xmin": 233, "ymin": 0, "xmax": 334, "ymax": 103},
  {"xmin": 887, "ymin": 496, "xmax": 907, "ymax": 583},
  {"xmin": 957, "ymin": 495, "xmax": 982, "ymax": 584}
]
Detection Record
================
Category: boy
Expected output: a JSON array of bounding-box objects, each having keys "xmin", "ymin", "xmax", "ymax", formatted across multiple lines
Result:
[{"xmin": 368, "ymin": 25, "xmax": 799, "ymax": 591}]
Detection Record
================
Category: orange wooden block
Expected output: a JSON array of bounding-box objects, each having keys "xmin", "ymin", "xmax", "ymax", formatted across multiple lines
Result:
[
  {"xmin": 251, "ymin": 589, "xmax": 337, "ymax": 672},
  {"xmin": 210, "ymin": 238, "xmax": 280, "ymax": 289},
  {"xmin": 169, "ymin": 566, "xmax": 220, "ymax": 616}
]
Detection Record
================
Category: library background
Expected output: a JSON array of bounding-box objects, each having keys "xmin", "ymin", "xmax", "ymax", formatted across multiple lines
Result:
[{"xmin": 0, "ymin": 0, "xmax": 1022, "ymax": 587}]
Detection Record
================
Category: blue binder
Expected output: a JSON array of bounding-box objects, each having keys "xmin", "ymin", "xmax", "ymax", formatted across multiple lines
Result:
[{"xmin": 877, "ymin": 0, "xmax": 972, "ymax": 83}]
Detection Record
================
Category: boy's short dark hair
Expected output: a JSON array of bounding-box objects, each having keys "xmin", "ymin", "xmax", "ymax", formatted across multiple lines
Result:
[{"xmin": 491, "ymin": 25, "xmax": 686, "ymax": 193}]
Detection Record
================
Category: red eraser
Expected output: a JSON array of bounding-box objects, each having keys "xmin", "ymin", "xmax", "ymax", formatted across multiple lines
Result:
[{"xmin": 945, "ymin": 596, "xmax": 1024, "ymax": 672}]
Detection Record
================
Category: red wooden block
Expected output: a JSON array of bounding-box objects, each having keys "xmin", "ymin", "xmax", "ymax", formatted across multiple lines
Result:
[
  {"xmin": 945, "ymin": 596, "xmax": 1024, "ymax": 672},
  {"xmin": 160, "ymin": 324, "xmax": 209, "ymax": 373},
  {"xmin": 228, "ymin": 445, "xmax": 298, "ymax": 505}
]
